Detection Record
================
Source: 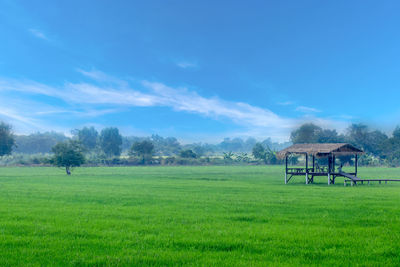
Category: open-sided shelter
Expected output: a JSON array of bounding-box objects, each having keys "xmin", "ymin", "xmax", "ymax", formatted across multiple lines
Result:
[{"xmin": 277, "ymin": 143, "xmax": 363, "ymax": 185}]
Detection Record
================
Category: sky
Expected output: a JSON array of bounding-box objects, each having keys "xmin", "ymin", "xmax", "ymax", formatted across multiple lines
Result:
[{"xmin": 1, "ymin": 0, "xmax": 400, "ymax": 142}]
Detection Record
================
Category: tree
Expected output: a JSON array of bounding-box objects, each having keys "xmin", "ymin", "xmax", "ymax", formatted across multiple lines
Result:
[
  {"xmin": 252, "ymin": 143, "xmax": 266, "ymax": 160},
  {"xmin": 99, "ymin": 127, "xmax": 122, "ymax": 157},
  {"xmin": 180, "ymin": 149, "xmax": 197, "ymax": 158},
  {"xmin": 0, "ymin": 122, "xmax": 15, "ymax": 156},
  {"xmin": 75, "ymin": 126, "xmax": 98, "ymax": 151},
  {"xmin": 14, "ymin": 132, "xmax": 67, "ymax": 154},
  {"xmin": 129, "ymin": 140, "xmax": 154, "ymax": 164},
  {"xmin": 290, "ymin": 123, "xmax": 322, "ymax": 144},
  {"xmin": 347, "ymin": 123, "xmax": 369, "ymax": 148},
  {"xmin": 51, "ymin": 140, "xmax": 85, "ymax": 175}
]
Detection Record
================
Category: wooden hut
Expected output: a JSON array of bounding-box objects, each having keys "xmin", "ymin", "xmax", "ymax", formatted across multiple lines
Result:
[{"xmin": 277, "ymin": 143, "xmax": 363, "ymax": 185}]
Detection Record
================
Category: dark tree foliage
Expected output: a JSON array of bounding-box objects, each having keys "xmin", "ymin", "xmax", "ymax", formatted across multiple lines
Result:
[
  {"xmin": 291, "ymin": 123, "xmax": 344, "ymax": 144},
  {"xmin": 14, "ymin": 132, "xmax": 67, "ymax": 154},
  {"xmin": 180, "ymin": 149, "xmax": 197, "ymax": 158},
  {"xmin": 130, "ymin": 140, "xmax": 154, "ymax": 164},
  {"xmin": 252, "ymin": 142, "xmax": 280, "ymax": 164},
  {"xmin": 380, "ymin": 127, "xmax": 400, "ymax": 165},
  {"xmin": 290, "ymin": 123, "xmax": 323, "ymax": 144},
  {"xmin": 347, "ymin": 123, "xmax": 369, "ymax": 149},
  {"xmin": 346, "ymin": 124, "xmax": 388, "ymax": 156},
  {"xmin": 151, "ymin": 135, "xmax": 181, "ymax": 156},
  {"xmin": 252, "ymin": 143, "xmax": 266, "ymax": 160},
  {"xmin": 51, "ymin": 140, "xmax": 85, "ymax": 175},
  {"xmin": 0, "ymin": 122, "xmax": 15, "ymax": 156},
  {"xmin": 99, "ymin": 127, "xmax": 123, "ymax": 157},
  {"xmin": 75, "ymin": 126, "xmax": 98, "ymax": 151}
]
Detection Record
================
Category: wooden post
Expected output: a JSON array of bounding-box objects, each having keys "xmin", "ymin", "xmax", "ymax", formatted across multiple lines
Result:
[
  {"xmin": 312, "ymin": 155, "xmax": 315, "ymax": 171},
  {"xmin": 327, "ymin": 155, "xmax": 332, "ymax": 185},
  {"xmin": 305, "ymin": 153, "xmax": 308, "ymax": 184},
  {"xmin": 332, "ymin": 155, "xmax": 335, "ymax": 173},
  {"xmin": 355, "ymin": 154, "xmax": 358, "ymax": 176},
  {"xmin": 285, "ymin": 156, "xmax": 288, "ymax": 184}
]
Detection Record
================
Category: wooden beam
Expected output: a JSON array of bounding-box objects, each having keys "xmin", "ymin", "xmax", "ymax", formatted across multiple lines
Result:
[
  {"xmin": 285, "ymin": 156, "xmax": 288, "ymax": 184},
  {"xmin": 305, "ymin": 153, "xmax": 308, "ymax": 184},
  {"xmin": 312, "ymin": 155, "xmax": 315, "ymax": 170},
  {"xmin": 355, "ymin": 154, "xmax": 358, "ymax": 175}
]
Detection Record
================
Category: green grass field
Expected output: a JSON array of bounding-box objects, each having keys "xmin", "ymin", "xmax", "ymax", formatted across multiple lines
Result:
[{"xmin": 0, "ymin": 166, "xmax": 400, "ymax": 266}]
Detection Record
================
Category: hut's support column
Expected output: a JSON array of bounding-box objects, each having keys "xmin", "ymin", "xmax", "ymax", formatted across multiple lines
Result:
[
  {"xmin": 285, "ymin": 156, "xmax": 288, "ymax": 184},
  {"xmin": 327, "ymin": 156, "xmax": 331, "ymax": 185},
  {"xmin": 355, "ymin": 154, "xmax": 358, "ymax": 176},
  {"xmin": 305, "ymin": 153, "xmax": 308, "ymax": 184},
  {"xmin": 311, "ymin": 155, "xmax": 315, "ymax": 183}
]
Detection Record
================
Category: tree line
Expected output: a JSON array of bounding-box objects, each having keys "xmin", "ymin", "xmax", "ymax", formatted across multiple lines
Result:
[
  {"xmin": 288, "ymin": 123, "xmax": 400, "ymax": 166},
  {"xmin": 1, "ymin": 121, "xmax": 400, "ymax": 174}
]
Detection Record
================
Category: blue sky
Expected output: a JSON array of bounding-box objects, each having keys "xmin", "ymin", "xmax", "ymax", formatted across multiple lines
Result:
[{"xmin": 1, "ymin": 0, "xmax": 400, "ymax": 142}]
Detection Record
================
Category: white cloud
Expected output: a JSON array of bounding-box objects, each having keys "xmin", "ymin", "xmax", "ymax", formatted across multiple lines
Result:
[
  {"xmin": 176, "ymin": 61, "xmax": 197, "ymax": 69},
  {"xmin": 277, "ymin": 101, "xmax": 293, "ymax": 106},
  {"xmin": 0, "ymin": 70, "xmax": 351, "ymax": 141},
  {"xmin": 28, "ymin": 29, "xmax": 48, "ymax": 40},
  {"xmin": 295, "ymin": 106, "xmax": 321, "ymax": 113}
]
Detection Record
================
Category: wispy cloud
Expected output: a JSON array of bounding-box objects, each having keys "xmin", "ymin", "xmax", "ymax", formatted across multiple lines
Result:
[
  {"xmin": 0, "ymin": 70, "xmax": 350, "ymax": 141},
  {"xmin": 28, "ymin": 28, "xmax": 48, "ymax": 40},
  {"xmin": 295, "ymin": 106, "xmax": 321, "ymax": 113},
  {"xmin": 176, "ymin": 61, "xmax": 197, "ymax": 69},
  {"xmin": 277, "ymin": 101, "xmax": 293, "ymax": 106}
]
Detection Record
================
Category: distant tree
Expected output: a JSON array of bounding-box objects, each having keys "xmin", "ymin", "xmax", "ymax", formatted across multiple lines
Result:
[
  {"xmin": 252, "ymin": 143, "xmax": 266, "ymax": 160},
  {"xmin": 252, "ymin": 143, "xmax": 279, "ymax": 164},
  {"xmin": 220, "ymin": 138, "xmax": 246, "ymax": 152},
  {"xmin": 75, "ymin": 126, "xmax": 98, "ymax": 151},
  {"xmin": 264, "ymin": 147, "xmax": 279, "ymax": 164},
  {"xmin": 130, "ymin": 140, "xmax": 154, "ymax": 164},
  {"xmin": 393, "ymin": 126, "xmax": 400, "ymax": 139},
  {"xmin": 290, "ymin": 123, "xmax": 322, "ymax": 144},
  {"xmin": 223, "ymin": 151, "xmax": 234, "ymax": 161},
  {"xmin": 191, "ymin": 145, "xmax": 205, "ymax": 157},
  {"xmin": 380, "ymin": 126, "xmax": 400, "ymax": 165},
  {"xmin": 318, "ymin": 129, "xmax": 343, "ymax": 143},
  {"xmin": 99, "ymin": 127, "xmax": 122, "ymax": 157},
  {"xmin": 236, "ymin": 153, "xmax": 250, "ymax": 163},
  {"xmin": 51, "ymin": 140, "xmax": 85, "ymax": 175},
  {"xmin": 365, "ymin": 130, "xmax": 388, "ymax": 156},
  {"xmin": 151, "ymin": 135, "xmax": 181, "ymax": 156},
  {"xmin": 347, "ymin": 123, "xmax": 369, "ymax": 148},
  {"xmin": 180, "ymin": 149, "xmax": 197, "ymax": 158},
  {"xmin": 0, "ymin": 122, "xmax": 15, "ymax": 156},
  {"xmin": 14, "ymin": 132, "xmax": 67, "ymax": 154}
]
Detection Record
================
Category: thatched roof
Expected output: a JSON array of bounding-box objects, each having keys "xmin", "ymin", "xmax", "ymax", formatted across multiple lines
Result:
[{"xmin": 277, "ymin": 143, "xmax": 363, "ymax": 158}]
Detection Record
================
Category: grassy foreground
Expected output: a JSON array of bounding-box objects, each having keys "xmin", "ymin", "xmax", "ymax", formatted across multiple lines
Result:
[{"xmin": 0, "ymin": 166, "xmax": 400, "ymax": 266}]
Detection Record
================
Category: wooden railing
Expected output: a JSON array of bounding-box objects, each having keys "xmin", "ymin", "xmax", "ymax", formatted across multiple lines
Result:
[{"xmin": 287, "ymin": 166, "xmax": 329, "ymax": 174}]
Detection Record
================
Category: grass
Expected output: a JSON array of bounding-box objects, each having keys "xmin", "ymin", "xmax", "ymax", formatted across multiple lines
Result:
[{"xmin": 0, "ymin": 166, "xmax": 400, "ymax": 266}]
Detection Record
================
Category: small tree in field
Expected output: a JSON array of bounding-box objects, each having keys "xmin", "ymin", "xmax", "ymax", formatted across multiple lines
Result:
[{"xmin": 51, "ymin": 140, "xmax": 85, "ymax": 175}]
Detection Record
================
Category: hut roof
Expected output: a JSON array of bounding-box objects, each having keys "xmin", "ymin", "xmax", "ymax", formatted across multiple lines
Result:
[{"xmin": 277, "ymin": 143, "xmax": 363, "ymax": 158}]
